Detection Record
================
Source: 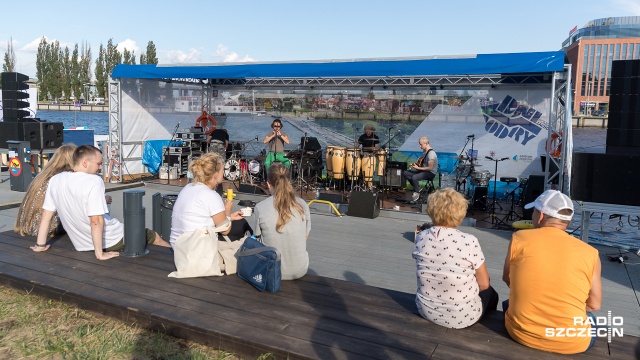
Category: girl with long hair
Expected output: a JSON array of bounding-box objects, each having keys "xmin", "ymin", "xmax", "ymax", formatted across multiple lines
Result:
[
  {"xmin": 253, "ymin": 163, "xmax": 310, "ymax": 280},
  {"xmin": 14, "ymin": 144, "xmax": 77, "ymax": 237}
]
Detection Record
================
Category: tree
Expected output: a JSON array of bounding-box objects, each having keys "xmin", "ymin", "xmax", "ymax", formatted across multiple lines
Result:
[
  {"xmin": 79, "ymin": 41, "xmax": 91, "ymax": 92},
  {"xmin": 61, "ymin": 46, "xmax": 72, "ymax": 100},
  {"xmin": 71, "ymin": 44, "xmax": 81, "ymax": 99},
  {"xmin": 105, "ymin": 38, "xmax": 122, "ymax": 78},
  {"xmin": 2, "ymin": 37, "xmax": 16, "ymax": 73},
  {"xmin": 145, "ymin": 41, "xmax": 158, "ymax": 64},
  {"xmin": 95, "ymin": 44, "xmax": 106, "ymax": 99},
  {"xmin": 36, "ymin": 37, "xmax": 48, "ymax": 100},
  {"xmin": 123, "ymin": 48, "xmax": 136, "ymax": 64},
  {"xmin": 139, "ymin": 53, "xmax": 147, "ymax": 64}
]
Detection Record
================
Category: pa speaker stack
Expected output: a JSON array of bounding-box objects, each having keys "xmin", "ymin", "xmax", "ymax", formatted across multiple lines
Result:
[
  {"xmin": 571, "ymin": 59, "xmax": 640, "ymax": 206},
  {"xmin": 1, "ymin": 72, "xmax": 30, "ymax": 120}
]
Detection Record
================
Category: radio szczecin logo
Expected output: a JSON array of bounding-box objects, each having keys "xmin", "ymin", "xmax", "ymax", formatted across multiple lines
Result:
[{"xmin": 546, "ymin": 311, "xmax": 623, "ymax": 343}]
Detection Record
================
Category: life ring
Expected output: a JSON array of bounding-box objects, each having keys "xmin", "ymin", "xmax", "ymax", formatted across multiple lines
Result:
[
  {"xmin": 224, "ymin": 159, "xmax": 241, "ymax": 181},
  {"xmin": 545, "ymin": 132, "xmax": 562, "ymax": 158},
  {"xmin": 196, "ymin": 111, "xmax": 217, "ymax": 135}
]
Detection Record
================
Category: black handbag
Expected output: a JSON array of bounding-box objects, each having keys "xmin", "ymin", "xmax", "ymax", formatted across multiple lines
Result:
[{"xmin": 236, "ymin": 236, "xmax": 282, "ymax": 292}]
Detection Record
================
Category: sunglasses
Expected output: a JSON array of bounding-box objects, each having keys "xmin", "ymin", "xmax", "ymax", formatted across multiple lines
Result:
[{"xmin": 273, "ymin": 125, "xmax": 282, "ymax": 128}]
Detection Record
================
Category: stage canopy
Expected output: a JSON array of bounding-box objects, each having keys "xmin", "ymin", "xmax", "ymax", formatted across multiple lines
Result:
[{"xmin": 106, "ymin": 50, "xmax": 570, "ymax": 192}]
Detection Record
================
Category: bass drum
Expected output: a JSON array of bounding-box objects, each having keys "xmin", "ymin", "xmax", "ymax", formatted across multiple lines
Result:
[{"xmin": 224, "ymin": 159, "xmax": 241, "ymax": 181}]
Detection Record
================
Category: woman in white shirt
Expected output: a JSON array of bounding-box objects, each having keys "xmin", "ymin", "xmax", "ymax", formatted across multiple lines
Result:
[{"xmin": 170, "ymin": 153, "xmax": 244, "ymax": 247}]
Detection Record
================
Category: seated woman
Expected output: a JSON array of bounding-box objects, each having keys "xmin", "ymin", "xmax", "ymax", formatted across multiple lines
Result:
[
  {"xmin": 412, "ymin": 188, "xmax": 498, "ymax": 329},
  {"xmin": 253, "ymin": 163, "xmax": 310, "ymax": 280},
  {"xmin": 170, "ymin": 153, "xmax": 245, "ymax": 247},
  {"xmin": 14, "ymin": 144, "xmax": 77, "ymax": 237}
]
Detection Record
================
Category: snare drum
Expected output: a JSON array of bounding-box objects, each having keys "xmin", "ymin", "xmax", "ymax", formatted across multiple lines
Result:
[
  {"xmin": 331, "ymin": 146, "xmax": 346, "ymax": 179},
  {"xmin": 224, "ymin": 159, "xmax": 241, "ymax": 181},
  {"xmin": 455, "ymin": 164, "xmax": 473, "ymax": 178},
  {"xmin": 471, "ymin": 170, "xmax": 492, "ymax": 187},
  {"xmin": 376, "ymin": 148, "xmax": 387, "ymax": 176},
  {"xmin": 325, "ymin": 146, "xmax": 336, "ymax": 177},
  {"xmin": 361, "ymin": 151, "xmax": 376, "ymax": 188},
  {"xmin": 345, "ymin": 148, "xmax": 362, "ymax": 181}
]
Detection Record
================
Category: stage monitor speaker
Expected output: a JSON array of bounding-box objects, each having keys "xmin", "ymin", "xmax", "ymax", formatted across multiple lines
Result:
[
  {"xmin": 238, "ymin": 183, "xmax": 267, "ymax": 195},
  {"xmin": 318, "ymin": 192, "xmax": 345, "ymax": 204},
  {"xmin": 571, "ymin": 152, "xmax": 640, "ymax": 206},
  {"xmin": 522, "ymin": 175, "xmax": 545, "ymax": 220},
  {"xmin": 382, "ymin": 161, "xmax": 406, "ymax": 189},
  {"xmin": 347, "ymin": 191, "xmax": 380, "ymax": 219},
  {"xmin": 300, "ymin": 137, "xmax": 321, "ymax": 152}
]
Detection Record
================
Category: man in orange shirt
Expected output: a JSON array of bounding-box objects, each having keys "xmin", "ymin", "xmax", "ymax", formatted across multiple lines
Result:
[{"xmin": 502, "ymin": 190, "xmax": 602, "ymax": 354}]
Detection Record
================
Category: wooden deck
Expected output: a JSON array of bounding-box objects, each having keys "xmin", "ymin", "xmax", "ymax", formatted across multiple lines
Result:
[{"xmin": 0, "ymin": 231, "xmax": 638, "ymax": 359}]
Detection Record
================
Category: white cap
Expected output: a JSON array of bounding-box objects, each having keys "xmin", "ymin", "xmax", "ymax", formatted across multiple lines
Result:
[{"xmin": 524, "ymin": 190, "xmax": 574, "ymax": 221}]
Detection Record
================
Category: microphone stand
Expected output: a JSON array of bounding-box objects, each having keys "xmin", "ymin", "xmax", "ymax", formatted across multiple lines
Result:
[
  {"xmin": 163, "ymin": 122, "xmax": 181, "ymax": 184},
  {"xmin": 484, "ymin": 156, "xmax": 509, "ymax": 228},
  {"xmin": 296, "ymin": 133, "xmax": 310, "ymax": 196}
]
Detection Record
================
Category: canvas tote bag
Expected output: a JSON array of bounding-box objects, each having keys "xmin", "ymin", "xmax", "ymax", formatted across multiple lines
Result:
[{"xmin": 168, "ymin": 219, "xmax": 231, "ymax": 278}]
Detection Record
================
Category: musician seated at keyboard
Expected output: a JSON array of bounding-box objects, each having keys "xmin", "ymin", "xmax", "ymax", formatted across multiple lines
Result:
[
  {"xmin": 404, "ymin": 136, "xmax": 438, "ymax": 203},
  {"xmin": 358, "ymin": 124, "xmax": 380, "ymax": 152},
  {"xmin": 263, "ymin": 118, "xmax": 290, "ymax": 169}
]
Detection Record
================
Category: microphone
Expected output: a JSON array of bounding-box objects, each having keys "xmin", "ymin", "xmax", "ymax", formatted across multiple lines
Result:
[
  {"xmin": 467, "ymin": 134, "xmax": 475, "ymax": 138},
  {"xmin": 485, "ymin": 156, "xmax": 493, "ymax": 160},
  {"xmin": 501, "ymin": 157, "xmax": 509, "ymax": 161}
]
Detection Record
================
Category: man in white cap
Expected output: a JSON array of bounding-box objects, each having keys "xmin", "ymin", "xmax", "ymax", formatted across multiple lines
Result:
[{"xmin": 501, "ymin": 190, "xmax": 602, "ymax": 354}]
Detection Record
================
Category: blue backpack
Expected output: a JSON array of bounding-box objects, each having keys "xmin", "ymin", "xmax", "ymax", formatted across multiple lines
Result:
[{"xmin": 236, "ymin": 236, "xmax": 282, "ymax": 292}]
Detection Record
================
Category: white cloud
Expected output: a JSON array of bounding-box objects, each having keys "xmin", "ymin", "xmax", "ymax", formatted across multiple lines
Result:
[
  {"xmin": 117, "ymin": 39, "xmax": 140, "ymax": 55},
  {"xmin": 21, "ymin": 36, "xmax": 48, "ymax": 52},
  {"xmin": 164, "ymin": 48, "xmax": 202, "ymax": 63},
  {"xmin": 212, "ymin": 43, "xmax": 254, "ymax": 63}
]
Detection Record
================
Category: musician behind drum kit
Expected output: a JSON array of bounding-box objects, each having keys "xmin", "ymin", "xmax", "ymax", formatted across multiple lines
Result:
[
  {"xmin": 358, "ymin": 124, "xmax": 380, "ymax": 152},
  {"xmin": 205, "ymin": 125, "xmax": 229, "ymax": 158},
  {"xmin": 404, "ymin": 136, "xmax": 438, "ymax": 204},
  {"xmin": 263, "ymin": 118, "xmax": 291, "ymax": 169}
]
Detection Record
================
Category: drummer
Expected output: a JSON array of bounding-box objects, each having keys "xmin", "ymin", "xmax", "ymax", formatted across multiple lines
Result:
[
  {"xmin": 263, "ymin": 118, "xmax": 290, "ymax": 169},
  {"xmin": 358, "ymin": 124, "xmax": 380, "ymax": 152},
  {"xmin": 205, "ymin": 125, "xmax": 229, "ymax": 158}
]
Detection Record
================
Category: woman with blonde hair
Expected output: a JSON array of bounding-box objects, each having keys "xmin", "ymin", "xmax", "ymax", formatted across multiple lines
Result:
[
  {"xmin": 14, "ymin": 144, "xmax": 77, "ymax": 237},
  {"xmin": 169, "ymin": 152, "xmax": 244, "ymax": 247},
  {"xmin": 253, "ymin": 163, "xmax": 310, "ymax": 280},
  {"xmin": 412, "ymin": 188, "xmax": 498, "ymax": 329}
]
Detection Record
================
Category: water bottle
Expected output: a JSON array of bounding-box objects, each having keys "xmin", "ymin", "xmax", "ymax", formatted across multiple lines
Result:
[{"xmin": 315, "ymin": 189, "xmax": 320, "ymax": 199}]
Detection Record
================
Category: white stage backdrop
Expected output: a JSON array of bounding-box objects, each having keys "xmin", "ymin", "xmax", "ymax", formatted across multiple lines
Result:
[{"xmin": 399, "ymin": 88, "xmax": 552, "ymax": 180}]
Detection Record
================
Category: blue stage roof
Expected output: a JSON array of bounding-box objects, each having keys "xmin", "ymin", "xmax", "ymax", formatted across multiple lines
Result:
[{"xmin": 111, "ymin": 51, "xmax": 566, "ymax": 80}]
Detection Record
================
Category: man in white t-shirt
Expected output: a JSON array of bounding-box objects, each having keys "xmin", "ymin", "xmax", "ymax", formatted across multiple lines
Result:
[{"xmin": 31, "ymin": 145, "xmax": 169, "ymax": 260}]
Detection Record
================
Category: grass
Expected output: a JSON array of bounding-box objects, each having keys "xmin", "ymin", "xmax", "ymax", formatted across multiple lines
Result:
[{"xmin": 0, "ymin": 285, "xmax": 242, "ymax": 359}]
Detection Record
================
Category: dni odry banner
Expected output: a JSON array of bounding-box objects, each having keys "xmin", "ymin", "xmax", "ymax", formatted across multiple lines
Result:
[{"xmin": 400, "ymin": 88, "xmax": 552, "ymax": 180}]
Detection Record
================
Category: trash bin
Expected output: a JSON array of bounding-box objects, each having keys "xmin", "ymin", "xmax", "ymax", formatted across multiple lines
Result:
[
  {"xmin": 121, "ymin": 189, "xmax": 149, "ymax": 257},
  {"xmin": 160, "ymin": 194, "xmax": 178, "ymax": 243}
]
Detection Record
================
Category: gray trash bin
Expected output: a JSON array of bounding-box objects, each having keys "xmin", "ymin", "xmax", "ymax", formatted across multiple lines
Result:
[
  {"xmin": 121, "ymin": 189, "xmax": 149, "ymax": 257},
  {"xmin": 160, "ymin": 194, "xmax": 178, "ymax": 243}
]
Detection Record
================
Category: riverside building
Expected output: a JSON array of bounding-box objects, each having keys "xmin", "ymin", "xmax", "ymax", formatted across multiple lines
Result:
[{"xmin": 563, "ymin": 16, "xmax": 640, "ymax": 115}]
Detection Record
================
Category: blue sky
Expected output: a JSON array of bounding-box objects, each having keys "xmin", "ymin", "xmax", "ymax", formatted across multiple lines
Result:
[{"xmin": 2, "ymin": 0, "xmax": 639, "ymax": 78}]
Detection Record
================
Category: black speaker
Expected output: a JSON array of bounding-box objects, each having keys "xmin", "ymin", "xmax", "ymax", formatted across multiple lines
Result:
[
  {"xmin": 571, "ymin": 152, "xmax": 640, "ymax": 206},
  {"xmin": 238, "ymin": 183, "xmax": 267, "ymax": 195},
  {"xmin": 1, "ymin": 72, "xmax": 30, "ymax": 120},
  {"xmin": 347, "ymin": 191, "xmax": 380, "ymax": 219},
  {"xmin": 300, "ymin": 137, "xmax": 321, "ymax": 151},
  {"xmin": 318, "ymin": 192, "xmax": 345, "ymax": 204},
  {"xmin": 382, "ymin": 161, "xmax": 406, "ymax": 189},
  {"xmin": 471, "ymin": 186, "xmax": 488, "ymax": 209},
  {"xmin": 522, "ymin": 175, "xmax": 545, "ymax": 220}
]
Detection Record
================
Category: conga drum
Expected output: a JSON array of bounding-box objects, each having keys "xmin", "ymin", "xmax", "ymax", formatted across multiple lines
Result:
[
  {"xmin": 376, "ymin": 148, "xmax": 387, "ymax": 176},
  {"xmin": 345, "ymin": 148, "xmax": 361, "ymax": 181},
  {"xmin": 361, "ymin": 151, "xmax": 376, "ymax": 188},
  {"xmin": 325, "ymin": 146, "xmax": 335, "ymax": 177},
  {"xmin": 331, "ymin": 146, "xmax": 346, "ymax": 180}
]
